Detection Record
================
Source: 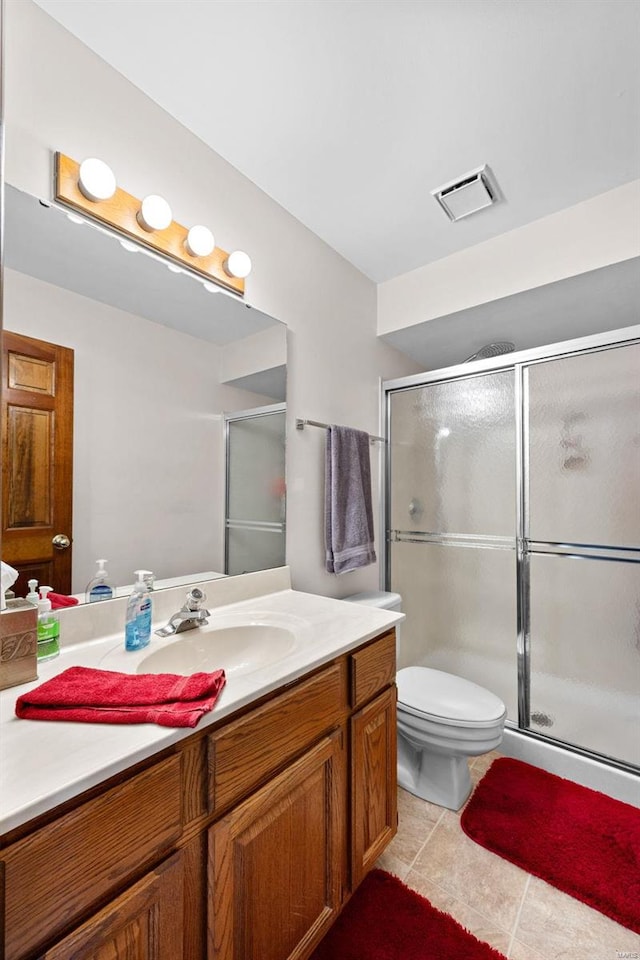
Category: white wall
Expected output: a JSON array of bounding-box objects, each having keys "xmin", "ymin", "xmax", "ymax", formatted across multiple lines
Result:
[
  {"xmin": 4, "ymin": 267, "xmax": 273, "ymax": 592},
  {"xmin": 378, "ymin": 179, "xmax": 640, "ymax": 336},
  {"xmin": 3, "ymin": 0, "xmax": 420, "ymax": 597},
  {"xmin": 220, "ymin": 325, "xmax": 286, "ymax": 385}
]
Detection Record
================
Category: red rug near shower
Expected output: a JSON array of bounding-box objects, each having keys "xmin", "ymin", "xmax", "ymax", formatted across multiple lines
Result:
[
  {"xmin": 309, "ymin": 869, "xmax": 507, "ymax": 960},
  {"xmin": 461, "ymin": 757, "xmax": 640, "ymax": 933}
]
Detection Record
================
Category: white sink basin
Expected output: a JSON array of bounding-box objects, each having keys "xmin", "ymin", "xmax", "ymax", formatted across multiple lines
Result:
[{"xmin": 137, "ymin": 623, "xmax": 297, "ymax": 677}]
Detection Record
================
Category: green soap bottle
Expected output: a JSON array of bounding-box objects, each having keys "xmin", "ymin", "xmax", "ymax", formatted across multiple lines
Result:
[{"xmin": 37, "ymin": 586, "xmax": 60, "ymax": 661}]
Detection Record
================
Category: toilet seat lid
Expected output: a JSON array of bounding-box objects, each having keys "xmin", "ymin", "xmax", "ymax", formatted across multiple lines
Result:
[{"xmin": 397, "ymin": 666, "xmax": 506, "ymax": 725}]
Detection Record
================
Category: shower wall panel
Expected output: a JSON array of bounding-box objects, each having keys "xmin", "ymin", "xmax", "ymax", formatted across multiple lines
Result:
[
  {"xmin": 529, "ymin": 553, "xmax": 640, "ymax": 767},
  {"xmin": 388, "ymin": 369, "xmax": 517, "ymax": 716},
  {"xmin": 391, "ymin": 540, "xmax": 518, "ymax": 718},
  {"xmin": 389, "ymin": 371, "xmax": 516, "ymax": 537},
  {"xmin": 524, "ymin": 342, "xmax": 640, "ymax": 767},
  {"xmin": 527, "ymin": 344, "xmax": 640, "ymax": 548}
]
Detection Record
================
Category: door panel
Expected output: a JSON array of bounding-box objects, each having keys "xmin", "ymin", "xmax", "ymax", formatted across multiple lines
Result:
[
  {"xmin": 389, "ymin": 540, "xmax": 518, "ymax": 719},
  {"xmin": 527, "ymin": 344, "xmax": 640, "ymax": 548},
  {"xmin": 389, "ymin": 371, "xmax": 516, "ymax": 537},
  {"xmin": 350, "ymin": 687, "xmax": 397, "ymax": 889},
  {"xmin": 529, "ymin": 552, "xmax": 640, "ymax": 766},
  {"xmin": 2, "ymin": 331, "xmax": 74, "ymax": 595},
  {"xmin": 40, "ymin": 855, "xmax": 183, "ymax": 960},
  {"xmin": 225, "ymin": 408, "xmax": 285, "ymax": 575},
  {"xmin": 209, "ymin": 732, "xmax": 345, "ymax": 960}
]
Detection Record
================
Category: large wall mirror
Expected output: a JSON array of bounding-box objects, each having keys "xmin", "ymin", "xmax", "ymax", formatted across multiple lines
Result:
[{"xmin": 1, "ymin": 179, "xmax": 287, "ymax": 602}]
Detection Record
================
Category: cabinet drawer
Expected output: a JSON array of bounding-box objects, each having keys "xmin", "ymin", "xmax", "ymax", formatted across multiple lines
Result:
[
  {"xmin": 209, "ymin": 661, "xmax": 347, "ymax": 814},
  {"xmin": 3, "ymin": 755, "xmax": 183, "ymax": 960},
  {"xmin": 350, "ymin": 630, "xmax": 396, "ymax": 709}
]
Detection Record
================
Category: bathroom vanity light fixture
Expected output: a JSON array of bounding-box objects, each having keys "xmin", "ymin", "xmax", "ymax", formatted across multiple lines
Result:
[
  {"xmin": 186, "ymin": 224, "xmax": 215, "ymax": 258},
  {"xmin": 54, "ymin": 152, "xmax": 248, "ymax": 295},
  {"xmin": 224, "ymin": 250, "xmax": 252, "ymax": 279},
  {"xmin": 78, "ymin": 158, "xmax": 117, "ymax": 202},
  {"xmin": 137, "ymin": 194, "xmax": 173, "ymax": 232}
]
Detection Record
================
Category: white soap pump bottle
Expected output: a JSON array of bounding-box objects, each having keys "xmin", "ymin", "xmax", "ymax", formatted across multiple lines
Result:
[
  {"xmin": 25, "ymin": 579, "xmax": 40, "ymax": 605},
  {"xmin": 86, "ymin": 559, "xmax": 115, "ymax": 603}
]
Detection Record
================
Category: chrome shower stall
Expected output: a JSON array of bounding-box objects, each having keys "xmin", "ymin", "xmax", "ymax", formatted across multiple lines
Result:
[
  {"xmin": 384, "ymin": 328, "xmax": 640, "ymax": 772},
  {"xmin": 224, "ymin": 403, "xmax": 286, "ymax": 576}
]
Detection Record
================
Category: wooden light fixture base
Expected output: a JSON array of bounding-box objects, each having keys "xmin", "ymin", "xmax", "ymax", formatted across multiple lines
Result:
[{"xmin": 55, "ymin": 153, "xmax": 245, "ymax": 296}]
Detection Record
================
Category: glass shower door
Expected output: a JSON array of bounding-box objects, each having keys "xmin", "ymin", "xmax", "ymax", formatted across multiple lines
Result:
[
  {"xmin": 225, "ymin": 404, "xmax": 286, "ymax": 576},
  {"xmin": 388, "ymin": 370, "xmax": 518, "ymax": 719},
  {"xmin": 525, "ymin": 343, "xmax": 640, "ymax": 764}
]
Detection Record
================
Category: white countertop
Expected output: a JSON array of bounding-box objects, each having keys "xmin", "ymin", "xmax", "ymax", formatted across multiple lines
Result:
[{"xmin": 0, "ymin": 583, "xmax": 402, "ymax": 836}]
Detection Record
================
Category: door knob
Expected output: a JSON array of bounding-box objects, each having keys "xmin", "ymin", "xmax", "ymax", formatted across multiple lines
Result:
[{"xmin": 52, "ymin": 534, "xmax": 71, "ymax": 550}]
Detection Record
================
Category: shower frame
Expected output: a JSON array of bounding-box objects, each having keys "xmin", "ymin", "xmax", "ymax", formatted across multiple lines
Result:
[
  {"xmin": 224, "ymin": 402, "xmax": 287, "ymax": 576},
  {"xmin": 381, "ymin": 323, "xmax": 640, "ymax": 775}
]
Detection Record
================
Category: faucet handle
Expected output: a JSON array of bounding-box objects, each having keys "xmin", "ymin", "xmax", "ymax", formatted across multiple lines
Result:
[{"xmin": 184, "ymin": 587, "xmax": 207, "ymax": 612}]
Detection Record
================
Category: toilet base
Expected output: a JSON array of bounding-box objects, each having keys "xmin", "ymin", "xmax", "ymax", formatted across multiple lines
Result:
[{"xmin": 397, "ymin": 735, "xmax": 472, "ymax": 811}]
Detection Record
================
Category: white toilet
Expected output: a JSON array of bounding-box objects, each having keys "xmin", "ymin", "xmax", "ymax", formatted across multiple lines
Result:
[{"xmin": 344, "ymin": 591, "xmax": 506, "ymax": 811}]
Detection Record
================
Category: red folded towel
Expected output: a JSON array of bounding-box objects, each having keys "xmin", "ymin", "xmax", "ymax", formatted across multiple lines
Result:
[
  {"xmin": 48, "ymin": 592, "xmax": 80, "ymax": 610},
  {"xmin": 15, "ymin": 666, "xmax": 226, "ymax": 728}
]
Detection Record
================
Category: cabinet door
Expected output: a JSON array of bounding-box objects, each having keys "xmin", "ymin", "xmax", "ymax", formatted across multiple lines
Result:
[
  {"xmin": 41, "ymin": 854, "xmax": 183, "ymax": 960},
  {"xmin": 351, "ymin": 686, "xmax": 397, "ymax": 888},
  {"xmin": 209, "ymin": 730, "xmax": 346, "ymax": 960}
]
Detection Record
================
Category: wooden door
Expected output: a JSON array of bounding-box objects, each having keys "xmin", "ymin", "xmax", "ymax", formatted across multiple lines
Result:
[
  {"xmin": 351, "ymin": 686, "xmax": 398, "ymax": 889},
  {"xmin": 40, "ymin": 854, "xmax": 184, "ymax": 960},
  {"xmin": 209, "ymin": 730, "xmax": 346, "ymax": 960},
  {"xmin": 1, "ymin": 330, "xmax": 74, "ymax": 596}
]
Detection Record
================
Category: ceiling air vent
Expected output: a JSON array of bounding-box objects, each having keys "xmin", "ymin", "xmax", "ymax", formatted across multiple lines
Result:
[{"xmin": 432, "ymin": 165, "xmax": 500, "ymax": 222}]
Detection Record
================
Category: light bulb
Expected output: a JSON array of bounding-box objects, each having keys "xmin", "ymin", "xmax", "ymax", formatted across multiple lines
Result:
[
  {"xmin": 185, "ymin": 225, "xmax": 215, "ymax": 258},
  {"xmin": 203, "ymin": 281, "xmax": 219, "ymax": 293},
  {"xmin": 120, "ymin": 239, "xmax": 139, "ymax": 253},
  {"xmin": 224, "ymin": 250, "xmax": 252, "ymax": 279},
  {"xmin": 78, "ymin": 158, "xmax": 116, "ymax": 202},
  {"xmin": 168, "ymin": 263, "xmax": 183, "ymax": 273},
  {"xmin": 137, "ymin": 194, "xmax": 172, "ymax": 232}
]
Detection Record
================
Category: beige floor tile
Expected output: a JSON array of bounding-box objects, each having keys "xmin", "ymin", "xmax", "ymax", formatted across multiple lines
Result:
[
  {"xmin": 384, "ymin": 787, "xmax": 445, "ymax": 867},
  {"xmin": 471, "ymin": 749, "xmax": 502, "ymax": 775},
  {"xmin": 412, "ymin": 809, "xmax": 529, "ymax": 932},
  {"xmin": 382, "ymin": 819, "xmax": 431, "ymax": 867},
  {"xmin": 508, "ymin": 939, "xmax": 548, "ymax": 960},
  {"xmin": 404, "ymin": 871, "xmax": 512, "ymax": 955},
  {"xmin": 515, "ymin": 876, "xmax": 640, "ymax": 960},
  {"xmin": 375, "ymin": 847, "xmax": 411, "ymax": 881},
  {"xmin": 397, "ymin": 785, "xmax": 443, "ymax": 824}
]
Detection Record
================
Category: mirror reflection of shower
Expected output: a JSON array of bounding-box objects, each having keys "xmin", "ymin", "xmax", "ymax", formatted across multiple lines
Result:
[{"xmin": 224, "ymin": 404, "xmax": 286, "ymax": 576}]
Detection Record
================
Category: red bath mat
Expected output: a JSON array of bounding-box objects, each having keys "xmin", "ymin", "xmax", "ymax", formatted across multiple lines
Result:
[
  {"xmin": 309, "ymin": 869, "xmax": 506, "ymax": 960},
  {"xmin": 461, "ymin": 757, "xmax": 640, "ymax": 933}
]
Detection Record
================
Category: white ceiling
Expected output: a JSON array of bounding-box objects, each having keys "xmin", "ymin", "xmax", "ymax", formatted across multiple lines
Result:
[{"xmin": 34, "ymin": 0, "xmax": 640, "ymax": 283}]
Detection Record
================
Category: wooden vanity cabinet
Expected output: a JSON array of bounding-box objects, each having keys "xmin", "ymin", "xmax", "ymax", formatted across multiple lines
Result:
[
  {"xmin": 0, "ymin": 628, "xmax": 397, "ymax": 960},
  {"xmin": 39, "ymin": 853, "xmax": 184, "ymax": 960}
]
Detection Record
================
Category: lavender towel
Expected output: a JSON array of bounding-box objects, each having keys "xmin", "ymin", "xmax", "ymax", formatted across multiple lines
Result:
[{"xmin": 325, "ymin": 425, "xmax": 377, "ymax": 574}]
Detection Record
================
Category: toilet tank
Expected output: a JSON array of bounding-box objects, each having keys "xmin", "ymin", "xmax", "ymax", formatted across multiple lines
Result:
[{"xmin": 343, "ymin": 591, "xmax": 403, "ymax": 658}]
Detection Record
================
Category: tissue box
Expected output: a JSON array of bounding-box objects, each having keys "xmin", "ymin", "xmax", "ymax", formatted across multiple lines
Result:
[{"xmin": 0, "ymin": 600, "xmax": 38, "ymax": 690}]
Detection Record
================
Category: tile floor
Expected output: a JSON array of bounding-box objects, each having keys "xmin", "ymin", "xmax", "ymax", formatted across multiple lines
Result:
[{"xmin": 376, "ymin": 752, "xmax": 640, "ymax": 960}]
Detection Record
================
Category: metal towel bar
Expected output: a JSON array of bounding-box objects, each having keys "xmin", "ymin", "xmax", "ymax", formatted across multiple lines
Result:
[{"xmin": 295, "ymin": 417, "xmax": 385, "ymax": 444}]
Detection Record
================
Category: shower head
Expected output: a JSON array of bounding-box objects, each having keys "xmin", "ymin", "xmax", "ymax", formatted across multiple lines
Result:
[{"xmin": 464, "ymin": 341, "xmax": 515, "ymax": 363}]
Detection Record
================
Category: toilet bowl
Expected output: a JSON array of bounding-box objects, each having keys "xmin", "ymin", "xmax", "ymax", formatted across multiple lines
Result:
[
  {"xmin": 396, "ymin": 665, "xmax": 506, "ymax": 809},
  {"xmin": 344, "ymin": 591, "xmax": 506, "ymax": 811}
]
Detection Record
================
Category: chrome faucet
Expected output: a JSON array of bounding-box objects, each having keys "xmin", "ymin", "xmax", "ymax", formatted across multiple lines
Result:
[{"xmin": 155, "ymin": 587, "xmax": 211, "ymax": 638}]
